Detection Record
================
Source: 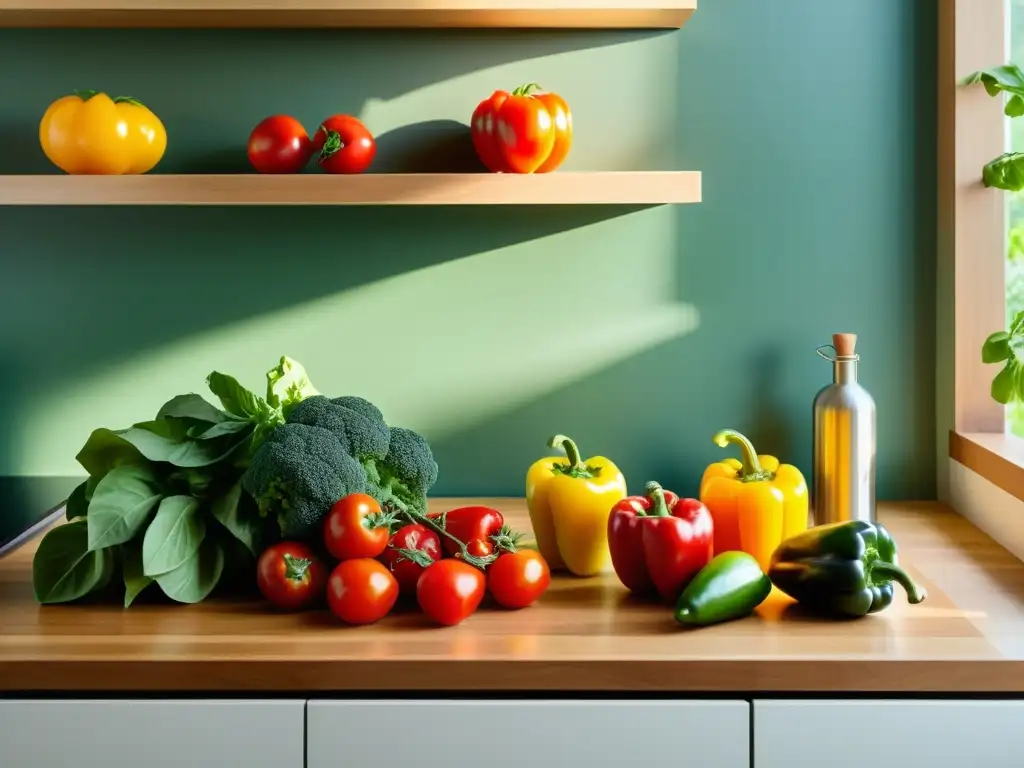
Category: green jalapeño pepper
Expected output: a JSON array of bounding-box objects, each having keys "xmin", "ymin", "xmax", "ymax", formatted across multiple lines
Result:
[{"xmin": 767, "ymin": 520, "xmax": 927, "ymax": 618}]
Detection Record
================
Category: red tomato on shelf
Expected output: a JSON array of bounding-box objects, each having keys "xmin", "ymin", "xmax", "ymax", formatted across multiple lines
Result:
[
  {"xmin": 470, "ymin": 84, "xmax": 573, "ymax": 174},
  {"xmin": 326, "ymin": 558, "xmax": 399, "ymax": 625},
  {"xmin": 312, "ymin": 114, "xmax": 376, "ymax": 174},
  {"xmin": 255, "ymin": 542, "xmax": 327, "ymax": 611},
  {"xmin": 247, "ymin": 115, "xmax": 313, "ymax": 174}
]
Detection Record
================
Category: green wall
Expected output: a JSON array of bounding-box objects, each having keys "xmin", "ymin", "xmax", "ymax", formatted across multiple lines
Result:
[{"xmin": 0, "ymin": 0, "xmax": 937, "ymax": 518}]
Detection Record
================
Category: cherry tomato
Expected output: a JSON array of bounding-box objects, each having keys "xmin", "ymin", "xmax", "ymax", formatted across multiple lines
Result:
[
  {"xmin": 487, "ymin": 550, "xmax": 551, "ymax": 610},
  {"xmin": 312, "ymin": 114, "xmax": 376, "ymax": 174},
  {"xmin": 383, "ymin": 523, "xmax": 442, "ymax": 596},
  {"xmin": 256, "ymin": 541, "xmax": 327, "ymax": 611},
  {"xmin": 247, "ymin": 115, "xmax": 313, "ymax": 174},
  {"xmin": 427, "ymin": 505, "xmax": 510, "ymax": 558},
  {"xmin": 323, "ymin": 493, "xmax": 391, "ymax": 561},
  {"xmin": 326, "ymin": 558, "xmax": 399, "ymax": 625},
  {"xmin": 416, "ymin": 559, "xmax": 486, "ymax": 626}
]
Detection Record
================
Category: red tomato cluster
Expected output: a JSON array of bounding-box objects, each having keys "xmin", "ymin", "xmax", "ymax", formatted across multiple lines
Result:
[
  {"xmin": 255, "ymin": 494, "xmax": 551, "ymax": 627},
  {"xmin": 247, "ymin": 114, "xmax": 376, "ymax": 175},
  {"xmin": 471, "ymin": 83, "xmax": 573, "ymax": 174}
]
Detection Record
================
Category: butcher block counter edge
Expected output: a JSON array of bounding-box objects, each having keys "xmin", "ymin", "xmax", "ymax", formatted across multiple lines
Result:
[{"xmin": 4, "ymin": 498, "xmax": 1024, "ymax": 694}]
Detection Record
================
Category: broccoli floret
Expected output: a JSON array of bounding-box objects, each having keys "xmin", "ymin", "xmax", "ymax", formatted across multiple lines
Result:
[
  {"xmin": 242, "ymin": 422, "xmax": 367, "ymax": 540},
  {"xmin": 286, "ymin": 395, "xmax": 390, "ymax": 464},
  {"xmin": 373, "ymin": 426, "xmax": 439, "ymax": 516}
]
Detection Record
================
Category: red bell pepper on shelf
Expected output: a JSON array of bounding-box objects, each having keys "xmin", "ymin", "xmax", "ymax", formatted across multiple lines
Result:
[
  {"xmin": 607, "ymin": 481, "xmax": 714, "ymax": 601},
  {"xmin": 427, "ymin": 505, "xmax": 519, "ymax": 559}
]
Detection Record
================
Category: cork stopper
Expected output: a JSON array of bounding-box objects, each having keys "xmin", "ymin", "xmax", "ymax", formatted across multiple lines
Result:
[{"xmin": 832, "ymin": 333, "xmax": 857, "ymax": 358}]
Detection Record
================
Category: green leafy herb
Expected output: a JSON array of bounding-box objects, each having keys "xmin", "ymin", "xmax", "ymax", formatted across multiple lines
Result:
[
  {"xmin": 122, "ymin": 540, "xmax": 153, "ymax": 608},
  {"xmin": 265, "ymin": 356, "xmax": 320, "ymax": 419},
  {"xmin": 983, "ymin": 310, "xmax": 1024, "ymax": 403},
  {"xmin": 207, "ymin": 371, "xmax": 272, "ymax": 421},
  {"xmin": 74, "ymin": 427, "xmax": 146, "ymax": 479},
  {"xmin": 114, "ymin": 423, "xmax": 243, "ymax": 468},
  {"xmin": 154, "ymin": 537, "xmax": 225, "ymax": 604},
  {"xmin": 156, "ymin": 393, "xmax": 232, "ymax": 424},
  {"xmin": 34, "ymin": 356, "xmax": 321, "ymax": 607},
  {"xmin": 964, "ymin": 64, "xmax": 1024, "ymax": 190},
  {"xmin": 211, "ymin": 479, "xmax": 262, "ymax": 556},
  {"xmin": 32, "ymin": 518, "xmax": 115, "ymax": 604},
  {"xmin": 142, "ymin": 495, "xmax": 205, "ymax": 577},
  {"xmin": 86, "ymin": 465, "xmax": 162, "ymax": 551},
  {"xmin": 64, "ymin": 480, "xmax": 89, "ymax": 521}
]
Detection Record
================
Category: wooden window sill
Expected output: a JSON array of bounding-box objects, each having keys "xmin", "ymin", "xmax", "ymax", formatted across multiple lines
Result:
[{"xmin": 949, "ymin": 430, "xmax": 1024, "ymax": 502}]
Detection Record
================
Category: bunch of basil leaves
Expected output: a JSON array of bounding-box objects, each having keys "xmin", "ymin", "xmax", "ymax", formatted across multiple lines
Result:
[{"xmin": 31, "ymin": 356, "xmax": 319, "ymax": 606}]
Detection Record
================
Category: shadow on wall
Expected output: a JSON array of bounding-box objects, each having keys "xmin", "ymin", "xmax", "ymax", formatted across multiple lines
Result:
[{"xmin": 0, "ymin": 27, "xmax": 665, "ymax": 174}]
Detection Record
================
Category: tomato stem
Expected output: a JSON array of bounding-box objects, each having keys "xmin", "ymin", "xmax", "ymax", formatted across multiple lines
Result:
[
  {"xmin": 282, "ymin": 553, "xmax": 311, "ymax": 582},
  {"xmin": 391, "ymin": 545, "xmax": 436, "ymax": 568},
  {"xmin": 387, "ymin": 500, "xmax": 496, "ymax": 569},
  {"xmin": 319, "ymin": 128, "xmax": 344, "ymax": 161},
  {"xmin": 511, "ymin": 83, "xmax": 543, "ymax": 97}
]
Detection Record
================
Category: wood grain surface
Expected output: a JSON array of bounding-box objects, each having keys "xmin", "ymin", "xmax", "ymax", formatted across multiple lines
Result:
[
  {"xmin": 3, "ymin": 498, "xmax": 1024, "ymax": 693},
  {"xmin": 0, "ymin": 0, "xmax": 696, "ymax": 29},
  {"xmin": 0, "ymin": 173, "xmax": 703, "ymax": 206}
]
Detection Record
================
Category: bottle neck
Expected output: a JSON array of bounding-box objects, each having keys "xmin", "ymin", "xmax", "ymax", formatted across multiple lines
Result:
[{"xmin": 833, "ymin": 359, "xmax": 858, "ymax": 385}]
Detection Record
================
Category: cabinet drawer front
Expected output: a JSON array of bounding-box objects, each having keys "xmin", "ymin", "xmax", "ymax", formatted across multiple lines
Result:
[
  {"xmin": 308, "ymin": 699, "xmax": 750, "ymax": 768},
  {"xmin": 755, "ymin": 700, "xmax": 1024, "ymax": 768},
  {"xmin": 0, "ymin": 699, "xmax": 304, "ymax": 768}
]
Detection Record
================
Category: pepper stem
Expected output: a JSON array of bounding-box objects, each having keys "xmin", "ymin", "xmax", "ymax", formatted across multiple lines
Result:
[
  {"xmin": 645, "ymin": 481, "xmax": 671, "ymax": 517},
  {"xmin": 548, "ymin": 434, "xmax": 582, "ymax": 469},
  {"xmin": 712, "ymin": 429, "xmax": 770, "ymax": 481},
  {"xmin": 872, "ymin": 562, "xmax": 927, "ymax": 604}
]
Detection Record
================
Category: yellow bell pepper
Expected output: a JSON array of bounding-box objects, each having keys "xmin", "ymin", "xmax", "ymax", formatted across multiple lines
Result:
[
  {"xmin": 699, "ymin": 429, "xmax": 808, "ymax": 573},
  {"xmin": 525, "ymin": 434, "xmax": 627, "ymax": 576},
  {"xmin": 39, "ymin": 90, "xmax": 167, "ymax": 175}
]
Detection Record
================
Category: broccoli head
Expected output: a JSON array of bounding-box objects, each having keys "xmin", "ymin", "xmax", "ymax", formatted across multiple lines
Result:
[
  {"xmin": 242, "ymin": 422, "xmax": 367, "ymax": 540},
  {"xmin": 286, "ymin": 395, "xmax": 390, "ymax": 464},
  {"xmin": 372, "ymin": 426, "xmax": 439, "ymax": 516}
]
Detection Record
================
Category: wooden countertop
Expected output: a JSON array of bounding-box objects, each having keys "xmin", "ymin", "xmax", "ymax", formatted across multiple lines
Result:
[{"xmin": 3, "ymin": 497, "xmax": 1024, "ymax": 694}]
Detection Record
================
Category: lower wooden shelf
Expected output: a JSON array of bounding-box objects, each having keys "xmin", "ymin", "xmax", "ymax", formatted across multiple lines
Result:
[{"xmin": 0, "ymin": 171, "xmax": 702, "ymax": 206}]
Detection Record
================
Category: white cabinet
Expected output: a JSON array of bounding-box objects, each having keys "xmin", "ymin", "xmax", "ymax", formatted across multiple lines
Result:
[
  {"xmin": 0, "ymin": 699, "xmax": 305, "ymax": 768},
  {"xmin": 754, "ymin": 700, "xmax": 1024, "ymax": 768},
  {"xmin": 307, "ymin": 699, "xmax": 750, "ymax": 768}
]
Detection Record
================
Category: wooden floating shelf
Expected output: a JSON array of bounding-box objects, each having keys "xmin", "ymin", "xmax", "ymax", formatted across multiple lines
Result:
[
  {"xmin": 0, "ymin": 0, "xmax": 697, "ymax": 29},
  {"xmin": 0, "ymin": 172, "xmax": 702, "ymax": 206}
]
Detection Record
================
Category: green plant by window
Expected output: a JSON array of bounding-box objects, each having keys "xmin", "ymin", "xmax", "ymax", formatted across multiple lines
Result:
[{"xmin": 964, "ymin": 64, "xmax": 1024, "ymax": 190}]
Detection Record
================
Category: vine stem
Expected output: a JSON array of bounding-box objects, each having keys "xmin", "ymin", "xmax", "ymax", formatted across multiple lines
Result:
[{"xmin": 390, "ymin": 501, "xmax": 496, "ymax": 569}]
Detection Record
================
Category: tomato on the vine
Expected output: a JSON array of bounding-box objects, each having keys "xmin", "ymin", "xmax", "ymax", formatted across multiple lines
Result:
[
  {"xmin": 470, "ymin": 84, "xmax": 572, "ymax": 174},
  {"xmin": 323, "ymin": 493, "xmax": 392, "ymax": 561},
  {"xmin": 247, "ymin": 115, "xmax": 313, "ymax": 174},
  {"xmin": 416, "ymin": 559, "xmax": 486, "ymax": 626},
  {"xmin": 256, "ymin": 542, "xmax": 327, "ymax": 611},
  {"xmin": 427, "ymin": 505, "xmax": 518, "ymax": 559},
  {"xmin": 326, "ymin": 558, "xmax": 399, "ymax": 625},
  {"xmin": 487, "ymin": 550, "xmax": 551, "ymax": 610},
  {"xmin": 383, "ymin": 523, "xmax": 442, "ymax": 596},
  {"xmin": 312, "ymin": 114, "xmax": 376, "ymax": 174}
]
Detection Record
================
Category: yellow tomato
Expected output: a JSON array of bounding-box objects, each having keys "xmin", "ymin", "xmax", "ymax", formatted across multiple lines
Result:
[{"xmin": 39, "ymin": 90, "xmax": 167, "ymax": 175}]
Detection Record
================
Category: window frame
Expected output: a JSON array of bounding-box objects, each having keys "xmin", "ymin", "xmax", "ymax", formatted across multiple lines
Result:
[{"xmin": 941, "ymin": 0, "xmax": 1024, "ymax": 505}]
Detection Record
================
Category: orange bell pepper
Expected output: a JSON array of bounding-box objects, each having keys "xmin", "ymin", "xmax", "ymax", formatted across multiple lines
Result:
[{"xmin": 698, "ymin": 429, "xmax": 809, "ymax": 572}]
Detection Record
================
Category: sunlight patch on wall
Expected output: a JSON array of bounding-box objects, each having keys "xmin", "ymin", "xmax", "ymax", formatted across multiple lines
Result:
[
  {"xmin": 357, "ymin": 32, "xmax": 679, "ymax": 172},
  {"xmin": 17, "ymin": 207, "xmax": 697, "ymax": 477}
]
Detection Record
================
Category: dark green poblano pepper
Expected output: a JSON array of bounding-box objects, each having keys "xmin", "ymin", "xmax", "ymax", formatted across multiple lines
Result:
[{"xmin": 767, "ymin": 520, "xmax": 927, "ymax": 618}]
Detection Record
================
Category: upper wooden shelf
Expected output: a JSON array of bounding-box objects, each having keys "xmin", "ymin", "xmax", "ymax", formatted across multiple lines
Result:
[
  {"xmin": 0, "ymin": 172, "xmax": 702, "ymax": 206},
  {"xmin": 0, "ymin": 0, "xmax": 697, "ymax": 29}
]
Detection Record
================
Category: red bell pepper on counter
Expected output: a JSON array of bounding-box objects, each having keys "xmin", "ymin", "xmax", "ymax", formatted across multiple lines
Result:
[{"xmin": 607, "ymin": 481, "xmax": 714, "ymax": 601}]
